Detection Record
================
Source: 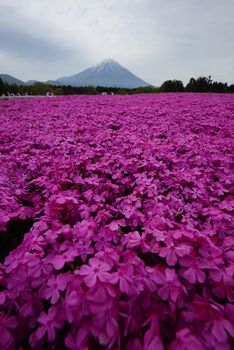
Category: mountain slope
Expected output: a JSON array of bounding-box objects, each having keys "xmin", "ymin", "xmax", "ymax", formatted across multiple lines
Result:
[
  {"xmin": 25, "ymin": 80, "xmax": 39, "ymax": 86},
  {"xmin": 0, "ymin": 74, "xmax": 25, "ymax": 85},
  {"xmin": 55, "ymin": 59, "xmax": 150, "ymax": 88}
]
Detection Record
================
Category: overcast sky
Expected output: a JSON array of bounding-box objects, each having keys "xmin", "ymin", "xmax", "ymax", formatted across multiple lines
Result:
[{"xmin": 0, "ymin": 0, "xmax": 234, "ymax": 85}]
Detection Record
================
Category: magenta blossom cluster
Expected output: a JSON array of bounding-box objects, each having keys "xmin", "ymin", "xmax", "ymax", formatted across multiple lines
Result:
[{"xmin": 0, "ymin": 93, "xmax": 233, "ymax": 349}]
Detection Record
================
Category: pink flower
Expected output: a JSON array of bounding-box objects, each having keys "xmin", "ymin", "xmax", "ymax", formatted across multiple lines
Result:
[
  {"xmin": 73, "ymin": 219, "xmax": 96, "ymax": 240},
  {"xmin": 65, "ymin": 329, "xmax": 88, "ymax": 350},
  {"xmin": 127, "ymin": 336, "xmax": 163, "ymax": 350},
  {"xmin": 157, "ymin": 269, "xmax": 181, "ymax": 302},
  {"xmin": 27, "ymin": 256, "xmax": 52, "ymax": 278},
  {"xmin": 168, "ymin": 328, "xmax": 204, "ymax": 350},
  {"xmin": 119, "ymin": 199, "xmax": 138, "ymax": 218},
  {"xmin": 92, "ymin": 227, "xmax": 113, "ymax": 251},
  {"xmin": 87, "ymin": 284, "xmax": 116, "ymax": 314},
  {"xmin": 64, "ymin": 282, "xmax": 90, "ymax": 322},
  {"xmin": 179, "ymin": 256, "xmax": 209, "ymax": 283},
  {"xmin": 1, "ymin": 93, "xmax": 234, "ymax": 350},
  {"xmin": 108, "ymin": 219, "xmax": 126, "ymax": 231},
  {"xmin": 95, "ymin": 209, "xmax": 112, "ymax": 224},
  {"xmin": 91, "ymin": 303, "xmax": 119, "ymax": 347},
  {"xmin": 127, "ymin": 313, "xmax": 163, "ymax": 350},
  {"xmin": 0, "ymin": 291, "xmax": 6, "ymax": 305},
  {"xmin": 39, "ymin": 273, "xmax": 71, "ymax": 304},
  {"xmin": 46, "ymin": 247, "xmax": 77, "ymax": 270},
  {"xmin": 76, "ymin": 240, "xmax": 94, "ymax": 262},
  {"xmin": 122, "ymin": 231, "xmax": 150, "ymax": 252},
  {"xmin": 0, "ymin": 312, "xmax": 17, "ymax": 347},
  {"xmin": 19, "ymin": 292, "xmax": 42, "ymax": 317},
  {"xmin": 30, "ymin": 307, "xmax": 63, "ymax": 345},
  {"xmin": 7, "ymin": 269, "xmax": 28, "ymax": 298},
  {"xmin": 111, "ymin": 263, "xmax": 135, "ymax": 294},
  {"xmin": 159, "ymin": 240, "xmax": 191, "ymax": 266},
  {"xmin": 212, "ymin": 318, "xmax": 234, "ymax": 342},
  {"xmin": 95, "ymin": 247, "xmax": 120, "ymax": 269},
  {"xmin": 79, "ymin": 258, "xmax": 113, "ymax": 287}
]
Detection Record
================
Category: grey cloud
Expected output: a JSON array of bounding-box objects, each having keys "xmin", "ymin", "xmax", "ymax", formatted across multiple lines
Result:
[
  {"xmin": 0, "ymin": 0, "xmax": 234, "ymax": 84},
  {"xmin": 0, "ymin": 26, "xmax": 70, "ymax": 61},
  {"xmin": 0, "ymin": 4, "xmax": 73, "ymax": 61}
]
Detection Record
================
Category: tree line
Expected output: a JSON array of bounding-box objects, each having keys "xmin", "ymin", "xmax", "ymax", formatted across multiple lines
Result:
[
  {"xmin": 160, "ymin": 76, "xmax": 234, "ymax": 93},
  {"xmin": 0, "ymin": 76, "xmax": 234, "ymax": 96}
]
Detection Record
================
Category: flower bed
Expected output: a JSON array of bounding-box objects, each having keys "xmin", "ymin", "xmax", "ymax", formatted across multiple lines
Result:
[{"xmin": 0, "ymin": 93, "xmax": 233, "ymax": 349}]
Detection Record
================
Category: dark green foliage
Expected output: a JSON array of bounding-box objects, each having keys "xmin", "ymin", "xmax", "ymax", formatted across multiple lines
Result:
[
  {"xmin": 185, "ymin": 76, "xmax": 229, "ymax": 93},
  {"xmin": 0, "ymin": 75, "xmax": 233, "ymax": 96},
  {"xmin": 0, "ymin": 78, "xmax": 4, "ymax": 95},
  {"xmin": 210, "ymin": 81, "xmax": 228, "ymax": 93},
  {"xmin": 160, "ymin": 79, "xmax": 184, "ymax": 92},
  {"xmin": 0, "ymin": 81, "xmax": 160, "ymax": 96},
  {"xmin": 227, "ymin": 84, "xmax": 234, "ymax": 93},
  {"xmin": 185, "ymin": 76, "xmax": 213, "ymax": 92}
]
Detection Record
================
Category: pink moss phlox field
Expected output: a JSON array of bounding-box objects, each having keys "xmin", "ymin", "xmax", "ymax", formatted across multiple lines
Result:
[{"xmin": 0, "ymin": 93, "xmax": 233, "ymax": 349}]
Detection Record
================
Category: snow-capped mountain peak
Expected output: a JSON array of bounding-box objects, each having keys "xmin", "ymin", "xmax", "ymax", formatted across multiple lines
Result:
[
  {"xmin": 90, "ymin": 59, "xmax": 120, "ymax": 73},
  {"xmin": 55, "ymin": 59, "xmax": 150, "ymax": 88}
]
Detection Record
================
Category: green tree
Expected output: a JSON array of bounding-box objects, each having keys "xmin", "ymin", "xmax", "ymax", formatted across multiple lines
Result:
[
  {"xmin": 185, "ymin": 76, "xmax": 213, "ymax": 92},
  {"xmin": 227, "ymin": 84, "xmax": 234, "ymax": 93},
  {"xmin": 160, "ymin": 80, "xmax": 184, "ymax": 92},
  {"xmin": 0, "ymin": 78, "xmax": 4, "ymax": 95}
]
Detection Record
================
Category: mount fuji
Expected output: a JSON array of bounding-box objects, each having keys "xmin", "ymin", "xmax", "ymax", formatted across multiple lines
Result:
[{"xmin": 52, "ymin": 59, "xmax": 150, "ymax": 88}]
